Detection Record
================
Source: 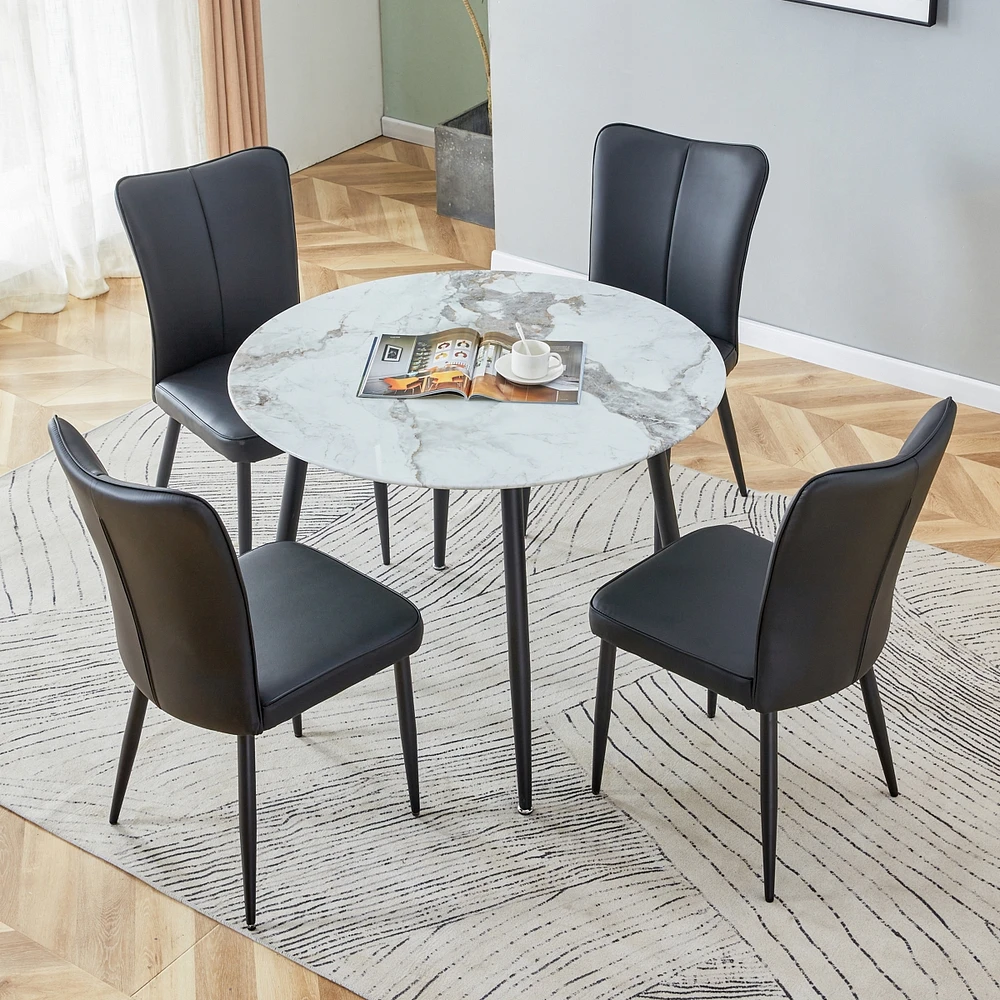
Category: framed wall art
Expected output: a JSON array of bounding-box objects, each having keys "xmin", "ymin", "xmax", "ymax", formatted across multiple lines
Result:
[{"xmin": 784, "ymin": 0, "xmax": 937, "ymax": 26}]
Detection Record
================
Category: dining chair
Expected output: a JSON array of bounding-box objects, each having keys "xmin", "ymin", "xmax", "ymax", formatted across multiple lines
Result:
[
  {"xmin": 591, "ymin": 122, "xmax": 769, "ymax": 520},
  {"xmin": 428, "ymin": 124, "xmax": 768, "ymax": 565},
  {"xmin": 588, "ymin": 397, "xmax": 956, "ymax": 901},
  {"xmin": 115, "ymin": 146, "xmax": 392, "ymax": 557},
  {"xmin": 48, "ymin": 415, "xmax": 424, "ymax": 929}
]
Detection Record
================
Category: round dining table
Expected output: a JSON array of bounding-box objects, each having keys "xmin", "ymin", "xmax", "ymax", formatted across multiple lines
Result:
[{"xmin": 229, "ymin": 269, "xmax": 726, "ymax": 813}]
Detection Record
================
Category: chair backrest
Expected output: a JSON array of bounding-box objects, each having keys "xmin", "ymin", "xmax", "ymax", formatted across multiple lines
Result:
[
  {"xmin": 753, "ymin": 398, "xmax": 956, "ymax": 712},
  {"xmin": 115, "ymin": 146, "xmax": 299, "ymax": 385},
  {"xmin": 48, "ymin": 416, "xmax": 263, "ymax": 735},
  {"xmin": 590, "ymin": 123, "xmax": 768, "ymax": 351}
]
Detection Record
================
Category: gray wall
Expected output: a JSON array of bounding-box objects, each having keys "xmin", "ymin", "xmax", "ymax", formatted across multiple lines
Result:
[
  {"xmin": 490, "ymin": 0, "xmax": 1000, "ymax": 383},
  {"xmin": 260, "ymin": 0, "xmax": 382, "ymax": 171}
]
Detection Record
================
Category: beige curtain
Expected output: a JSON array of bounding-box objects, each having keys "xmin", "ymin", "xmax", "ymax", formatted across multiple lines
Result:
[{"xmin": 198, "ymin": 0, "xmax": 268, "ymax": 158}]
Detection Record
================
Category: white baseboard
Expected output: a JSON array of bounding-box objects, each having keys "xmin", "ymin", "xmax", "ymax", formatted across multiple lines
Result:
[
  {"xmin": 736, "ymin": 319, "xmax": 1000, "ymax": 412},
  {"xmin": 491, "ymin": 250, "xmax": 585, "ymax": 280},
  {"xmin": 490, "ymin": 250, "xmax": 1000, "ymax": 413},
  {"xmin": 381, "ymin": 116, "xmax": 435, "ymax": 148}
]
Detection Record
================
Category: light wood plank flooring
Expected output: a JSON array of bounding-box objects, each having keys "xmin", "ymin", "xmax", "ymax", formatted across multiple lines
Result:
[{"xmin": 1, "ymin": 135, "xmax": 999, "ymax": 997}]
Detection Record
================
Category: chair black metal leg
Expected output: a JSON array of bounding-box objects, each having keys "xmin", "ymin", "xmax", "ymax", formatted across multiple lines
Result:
[
  {"xmin": 647, "ymin": 450, "xmax": 680, "ymax": 547},
  {"xmin": 653, "ymin": 516, "xmax": 662, "ymax": 553},
  {"xmin": 394, "ymin": 657, "xmax": 420, "ymax": 816},
  {"xmin": 373, "ymin": 481, "xmax": 390, "ymax": 565},
  {"xmin": 718, "ymin": 390, "xmax": 748, "ymax": 498},
  {"xmin": 860, "ymin": 669, "xmax": 898, "ymax": 797},
  {"xmin": 276, "ymin": 457, "xmax": 308, "ymax": 542},
  {"xmin": 155, "ymin": 418, "xmax": 181, "ymax": 487},
  {"xmin": 591, "ymin": 641, "xmax": 617, "ymax": 795},
  {"xmin": 521, "ymin": 487, "xmax": 531, "ymax": 533},
  {"xmin": 292, "ymin": 714, "xmax": 303, "ymax": 738},
  {"xmin": 236, "ymin": 462, "xmax": 252, "ymax": 555},
  {"xmin": 109, "ymin": 687, "xmax": 148, "ymax": 824},
  {"xmin": 238, "ymin": 735, "xmax": 257, "ymax": 929},
  {"xmin": 433, "ymin": 489, "xmax": 449, "ymax": 570},
  {"xmin": 707, "ymin": 691, "xmax": 718, "ymax": 718},
  {"xmin": 501, "ymin": 487, "xmax": 532, "ymax": 814},
  {"xmin": 760, "ymin": 712, "xmax": 778, "ymax": 902}
]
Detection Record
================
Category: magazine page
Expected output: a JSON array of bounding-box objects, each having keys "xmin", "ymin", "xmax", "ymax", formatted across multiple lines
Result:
[
  {"xmin": 358, "ymin": 328, "xmax": 481, "ymax": 399},
  {"xmin": 470, "ymin": 334, "xmax": 585, "ymax": 404}
]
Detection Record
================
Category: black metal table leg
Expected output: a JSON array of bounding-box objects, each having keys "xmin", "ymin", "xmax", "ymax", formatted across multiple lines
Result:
[
  {"xmin": 501, "ymin": 487, "xmax": 532, "ymax": 814},
  {"xmin": 373, "ymin": 481, "xmax": 391, "ymax": 565},
  {"xmin": 433, "ymin": 489, "xmax": 449, "ymax": 569},
  {"xmin": 647, "ymin": 450, "xmax": 680, "ymax": 547},
  {"xmin": 276, "ymin": 456, "xmax": 308, "ymax": 542},
  {"xmin": 236, "ymin": 462, "xmax": 253, "ymax": 555}
]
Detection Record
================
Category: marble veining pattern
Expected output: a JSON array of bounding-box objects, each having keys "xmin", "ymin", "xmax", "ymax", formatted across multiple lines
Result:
[{"xmin": 229, "ymin": 270, "xmax": 726, "ymax": 490}]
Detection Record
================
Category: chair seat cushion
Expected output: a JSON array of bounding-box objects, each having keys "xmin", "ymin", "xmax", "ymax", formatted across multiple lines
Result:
[
  {"xmin": 590, "ymin": 525, "xmax": 771, "ymax": 707},
  {"xmin": 240, "ymin": 542, "xmax": 423, "ymax": 729},
  {"xmin": 155, "ymin": 354, "xmax": 281, "ymax": 464},
  {"xmin": 711, "ymin": 336, "xmax": 738, "ymax": 374}
]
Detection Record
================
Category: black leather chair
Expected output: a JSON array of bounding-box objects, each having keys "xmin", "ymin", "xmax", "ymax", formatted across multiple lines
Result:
[
  {"xmin": 115, "ymin": 146, "xmax": 392, "ymax": 557},
  {"xmin": 427, "ymin": 124, "xmax": 769, "ymax": 566},
  {"xmin": 588, "ymin": 397, "xmax": 956, "ymax": 901},
  {"xmin": 49, "ymin": 415, "xmax": 423, "ymax": 929},
  {"xmin": 591, "ymin": 123, "xmax": 769, "ymax": 515}
]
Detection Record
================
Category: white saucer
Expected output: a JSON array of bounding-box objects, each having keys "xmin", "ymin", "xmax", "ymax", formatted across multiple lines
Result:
[{"xmin": 495, "ymin": 354, "xmax": 566, "ymax": 386}]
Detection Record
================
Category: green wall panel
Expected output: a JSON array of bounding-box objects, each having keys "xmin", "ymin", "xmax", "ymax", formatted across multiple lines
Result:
[{"xmin": 381, "ymin": 0, "xmax": 489, "ymax": 127}]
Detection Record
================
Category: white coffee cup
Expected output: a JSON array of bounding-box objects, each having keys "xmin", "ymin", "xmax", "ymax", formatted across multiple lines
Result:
[{"xmin": 510, "ymin": 340, "xmax": 562, "ymax": 380}]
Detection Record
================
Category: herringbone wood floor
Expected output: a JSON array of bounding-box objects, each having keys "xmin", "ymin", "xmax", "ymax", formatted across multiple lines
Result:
[{"xmin": 1, "ymin": 136, "xmax": 999, "ymax": 998}]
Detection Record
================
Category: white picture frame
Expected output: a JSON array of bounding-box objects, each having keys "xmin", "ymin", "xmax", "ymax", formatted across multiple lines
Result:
[{"xmin": 785, "ymin": 0, "xmax": 937, "ymax": 26}]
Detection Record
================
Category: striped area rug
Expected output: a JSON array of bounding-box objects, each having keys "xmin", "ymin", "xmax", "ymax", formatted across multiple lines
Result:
[{"xmin": 1, "ymin": 404, "xmax": 998, "ymax": 1000}]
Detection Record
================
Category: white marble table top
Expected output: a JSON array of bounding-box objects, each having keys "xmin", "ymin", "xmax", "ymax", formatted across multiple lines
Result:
[{"xmin": 229, "ymin": 270, "xmax": 726, "ymax": 490}]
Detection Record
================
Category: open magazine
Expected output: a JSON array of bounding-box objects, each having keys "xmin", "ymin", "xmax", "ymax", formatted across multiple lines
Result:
[{"xmin": 358, "ymin": 328, "xmax": 584, "ymax": 404}]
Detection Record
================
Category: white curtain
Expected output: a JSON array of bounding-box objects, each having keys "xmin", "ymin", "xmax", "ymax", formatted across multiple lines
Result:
[{"xmin": 0, "ymin": 0, "xmax": 207, "ymax": 320}]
